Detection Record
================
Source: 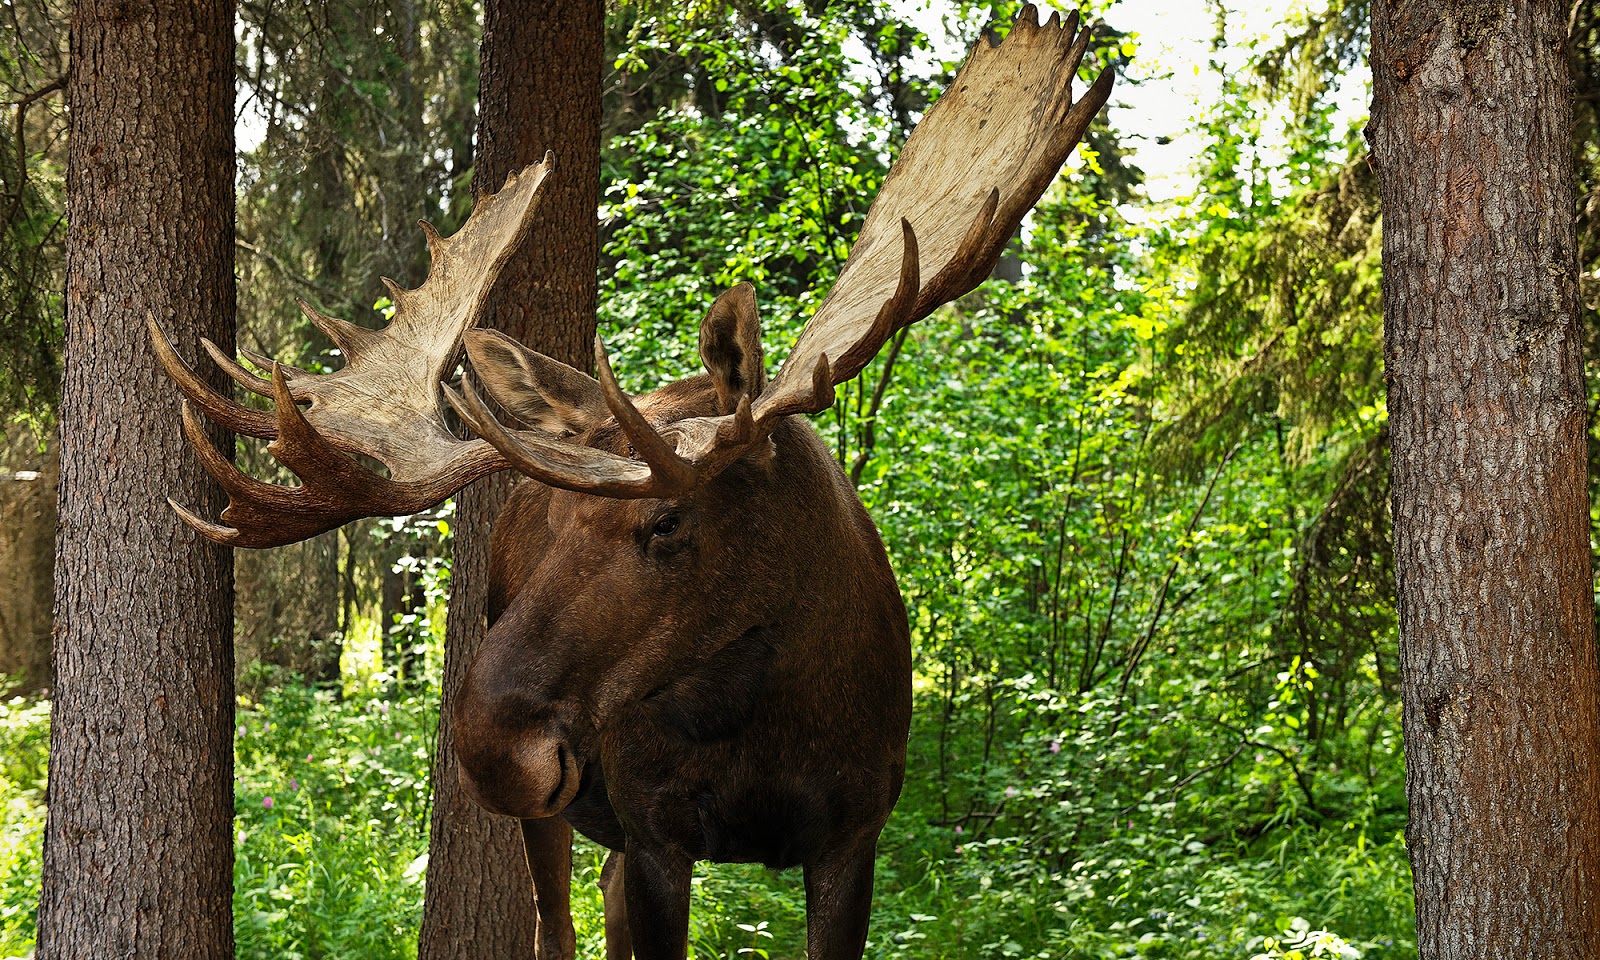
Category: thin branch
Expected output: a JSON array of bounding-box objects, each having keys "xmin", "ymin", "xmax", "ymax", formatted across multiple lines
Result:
[
  {"xmin": 849, "ymin": 326, "xmax": 911, "ymax": 486},
  {"xmin": 1211, "ymin": 718, "xmax": 1326, "ymax": 817},
  {"xmin": 1118, "ymin": 441, "xmax": 1240, "ymax": 696},
  {"xmin": 1170, "ymin": 740, "xmax": 1247, "ymax": 797},
  {"xmin": 234, "ymin": 236, "xmax": 363, "ymax": 312},
  {"xmin": 5, "ymin": 75, "xmax": 65, "ymax": 227}
]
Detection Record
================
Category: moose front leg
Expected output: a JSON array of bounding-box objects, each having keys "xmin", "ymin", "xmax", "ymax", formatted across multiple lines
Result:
[
  {"xmin": 520, "ymin": 817, "xmax": 577, "ymax": 959},
  {"xmin": 599, "ymin": 850, "xmax": 633, "ymax": 960},
  {"xmin": 622, "ymin": 842, "xmax": 692, "ymax": 960},
  {"xmin": 804, "ymin": 841, "xmax": 879, "ymax": 960}
]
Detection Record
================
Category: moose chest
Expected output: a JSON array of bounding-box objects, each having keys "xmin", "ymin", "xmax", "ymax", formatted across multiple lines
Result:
[
  {"xmin": 564, "ymin": 640, "xmax": 904, "ymax": 870},
  {"xmin": 562, "ymin": 747, "xmax": 854, "ymax": 870}
]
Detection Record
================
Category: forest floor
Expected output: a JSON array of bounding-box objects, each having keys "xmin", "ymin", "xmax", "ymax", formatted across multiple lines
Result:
[{"xmin": 0, "ymin": 677, "xmax": 1413, "ymax": 959}]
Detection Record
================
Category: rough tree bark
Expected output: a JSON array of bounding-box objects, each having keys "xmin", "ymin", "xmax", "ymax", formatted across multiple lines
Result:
[
  {"xmin": 1368, "ymin": 1, "xmax": 1600, "ymax": 955},
  {"xmin": 416, "ymin": 0, "xmax": 602, "ymax": 956},
  {"xmin": 36, "ymin": 0, "xmax": 237, "ymax": 957}
]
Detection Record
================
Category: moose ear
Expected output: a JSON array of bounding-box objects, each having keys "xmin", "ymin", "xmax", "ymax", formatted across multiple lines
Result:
[
  {"xmin": 465, "ymin": 329, "xmax": 608, "ymax": 435},
  {"xmin": 698, "ymin": 283, "xmax": 766, "ymax": 415}
]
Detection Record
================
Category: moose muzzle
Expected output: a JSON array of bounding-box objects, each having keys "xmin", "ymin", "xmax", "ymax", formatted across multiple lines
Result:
[{"xmin": 453, "ymin": 678, "xmax": 586, "ymax": 819}]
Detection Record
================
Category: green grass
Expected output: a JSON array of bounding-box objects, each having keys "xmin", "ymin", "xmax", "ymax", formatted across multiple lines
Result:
[{"xmin": 0, "ymin": 681, "xmax": 1413, "ymax": 958}]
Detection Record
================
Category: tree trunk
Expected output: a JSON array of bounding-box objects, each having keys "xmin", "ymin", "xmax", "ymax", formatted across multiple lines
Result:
[
  {"xmin": 235, "ymin": 531, "xmax": 342, "ymax": 689},
  {"xmin": 0, "ymin": 424, "xmax": 56, "ymax": 693},
  {"xmin": 1368, "ymin": 2, "xmax": 1600, "ymax": 955},
  {"xmin": 36, "ymin": 0, "xmax": 237, "ymax": 957},
  {"xmin": 417, "ymin": 0, "xmax": 602, "ymax": 956}
]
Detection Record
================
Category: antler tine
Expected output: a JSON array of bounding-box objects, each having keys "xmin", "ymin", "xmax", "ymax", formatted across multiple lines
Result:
[
  {"xmin": 148, "ymin": 312, "xmax": 279, "ymax": 439},
  {"xmin": 915, "ymin": 187, "xmax": 1001, "ymax": 316},
  {"xmin": 836, "ymin": 219, "xmax": 921, "ymax": 384},
  {"xmin": 178, "ymin": 399, "xmax": 281, "ymax": 506},
  {"xmin": 168, "ymin": 493, "xmax": 245, "ymax": 545},
  {"xmin": 296, "ymin": 298, "xmax": 379, "ymax": 358},
  {"xmin": 263, "ymin": 363, "xmax": 392, "ymax": 493},
  {"xmin": 239, "ymin": 347, "xmax": 307, "ymax": 380},
  {"xmin": 419, "ymin": 220, "xmax": 445, "ymax": 260},
  {"xmin": 717, "ymin": 395, "xmax": 756, "ymax": 445},
  {"xmin": 445, "ymin": 377, "xmax": 672, "ymax": 499},
  {"xmin": 201, "ymin": 338, "xmax": 273, "ymax": 398},
  {"xmin": 1050, "ymin": 61, "xmax": 1116, "ymax": 159},
  {"xmin": 810, "ymin": 354, "xmax": 834, "ymax": 409},
  {"xmin": 593, "ymin": 334, "xmax": 698, "ymax": 492}
]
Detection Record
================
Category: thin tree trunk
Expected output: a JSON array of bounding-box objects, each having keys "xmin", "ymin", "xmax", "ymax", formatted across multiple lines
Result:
[
  {"xmin": 36, "ymin": 0, "xmax": 237, "ymax": 956},
  {"xmin": 417, "ymin": 0, "xmax": 602, "ymax": 956},
  {"xmin": 1368, "ymin": 2, "xmax": 1600, "ymax": 954},
  {"xmin": 235, "ymin": 532, "xmax": 341, "ymax": 688},
  {"xmin": 0, "ymin": 425, "xmax": 56, "ymax": 693}
]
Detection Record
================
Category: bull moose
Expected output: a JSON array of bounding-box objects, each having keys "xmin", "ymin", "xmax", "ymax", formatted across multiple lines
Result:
[{"xmin": 151, "ymin": 7, "xmax": 1111, "ymax": 958}]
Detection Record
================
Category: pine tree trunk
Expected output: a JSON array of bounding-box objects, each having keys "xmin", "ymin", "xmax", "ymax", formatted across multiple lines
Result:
[
  {"xmin": 417, "ymin": 0, "xmax": 602, "ymax": 956},
  {"xmin": 1368, "ymin": 2, "xmax": 1600, "ymax": 954},
  {"xmin": 36, "ymin": 0, "xmax": 237, "ymax": 957}
]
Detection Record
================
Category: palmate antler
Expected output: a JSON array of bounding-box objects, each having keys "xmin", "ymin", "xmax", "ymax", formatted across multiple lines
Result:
[
  {"xmin": 152, "ymin": 158, "xmax": 556, "ymax": 547},
  {"xmin": 158, "ymin": 5, "xmax": 1112, "ymax": 545},
  {"xmin": 450, "ymin": 6, "xmax": 1114, "ymax": 492}
]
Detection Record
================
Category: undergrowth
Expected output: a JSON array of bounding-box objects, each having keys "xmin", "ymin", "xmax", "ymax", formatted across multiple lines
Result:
[{"xmin": 0, "ymin": 680, "xmax": 1412, "ymax": 959}]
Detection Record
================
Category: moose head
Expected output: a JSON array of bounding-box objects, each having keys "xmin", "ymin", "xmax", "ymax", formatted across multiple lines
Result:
[{"xmin": 153, "ymin": 8, "xmax": 1111, "ymax": 956}]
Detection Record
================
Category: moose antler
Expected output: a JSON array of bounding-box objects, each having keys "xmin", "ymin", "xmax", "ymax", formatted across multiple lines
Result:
[
  {"xmin": 458, "ymin": 6, "xmax": 1114, "ymax": 496},
  {"xmin": 152, "ymin": 157, "xmax": 555, "ymax": 547},
  {"xmin": 157, "ymin": 6, "xmax": 1113, "ymax": 541}
]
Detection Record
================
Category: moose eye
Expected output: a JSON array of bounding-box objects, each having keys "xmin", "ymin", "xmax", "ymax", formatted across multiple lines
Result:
[{"xmin": 651, "ymin": 514, "xmax": 680, "ymax": 538}]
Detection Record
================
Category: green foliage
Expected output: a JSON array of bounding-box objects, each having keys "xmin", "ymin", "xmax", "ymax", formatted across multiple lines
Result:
[
  {"xmin": 0, "ymin": 695, "xmax": 48, "ymax": 957},
  {"xmin": 0, "ymin": 0, "xmax": 1430, "ymax": 956},
  {"xmin": 233, "ymin": 684, "xmax": 438, "ymax": 958},
  {"xmin": 0, "ymin": 0, "xmax": 67, "ymax": 423},
  {"xmin": 599, "ymin": 0, "xmax": 921, "ymax": 390}
]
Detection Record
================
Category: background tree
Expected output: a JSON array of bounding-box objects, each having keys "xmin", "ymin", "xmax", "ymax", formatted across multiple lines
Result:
[
  {"xmin": 416, "ymin": 0, "xmax": 603, "ymax": 957},
  {"xmin": 1368, "ymin": 0, "xmax": 1600, "ymax": 954},
  {"xmin": 0, "ymin": 0, "xmax": 67, "ymax": 691},
  {"xmin": 0, "ymin": 0, "xmax": 66, "ymax": 423},
  {"xmin": 233, "ymin": 0, "xmax": 480, "ymax": 687},
  {"xmin": 34, "ymin": 0, "xmax": 238, "ymax": 956}
]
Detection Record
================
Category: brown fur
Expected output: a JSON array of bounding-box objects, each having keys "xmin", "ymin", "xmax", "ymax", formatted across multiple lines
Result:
[{"xmin": 456, "ymin": 374, "xmax": 912, "ymax": 960}]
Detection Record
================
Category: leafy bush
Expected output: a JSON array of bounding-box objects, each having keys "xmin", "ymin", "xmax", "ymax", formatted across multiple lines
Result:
[{"xmin": 233, "ymin": 683, "xmax": 436, "ymax": 959}]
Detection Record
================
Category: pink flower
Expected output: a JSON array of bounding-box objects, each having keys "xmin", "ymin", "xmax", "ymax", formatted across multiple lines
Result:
[
  {"xmin": 954, "ymin": 825, "xmax": 964, "ymax": 835},
  {"xmin": 262, "ymin": 796, "xmax": 275, "ymax": 809},
  {"xmin": 305, "ymin": 753, "xmax": 314, "ymax": 762},
  {"xmin": 955, "ymin": 844, "xmax": 964, "ymax": 854},
  {"xmin": 287, "ymin": 778, "xmax": 299, "ymax": 792},
  {"xmin": 1049, "ymin": 740, "xmax": 1060, "ymax": 754},
  {"xmin": 1004, "ymin": 786, "xmax": 1017, "ymax": 798}
]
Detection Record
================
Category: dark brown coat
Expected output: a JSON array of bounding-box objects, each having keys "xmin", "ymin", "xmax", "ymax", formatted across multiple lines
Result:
[{"xmin": 456, "ymin": 376, "xmax": 911, "ymax": 959}]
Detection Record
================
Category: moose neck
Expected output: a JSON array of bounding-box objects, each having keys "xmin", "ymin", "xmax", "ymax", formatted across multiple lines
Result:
[{"xmin": 753, "ymin": 414, "xmax": 910, "ymax": 688}]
